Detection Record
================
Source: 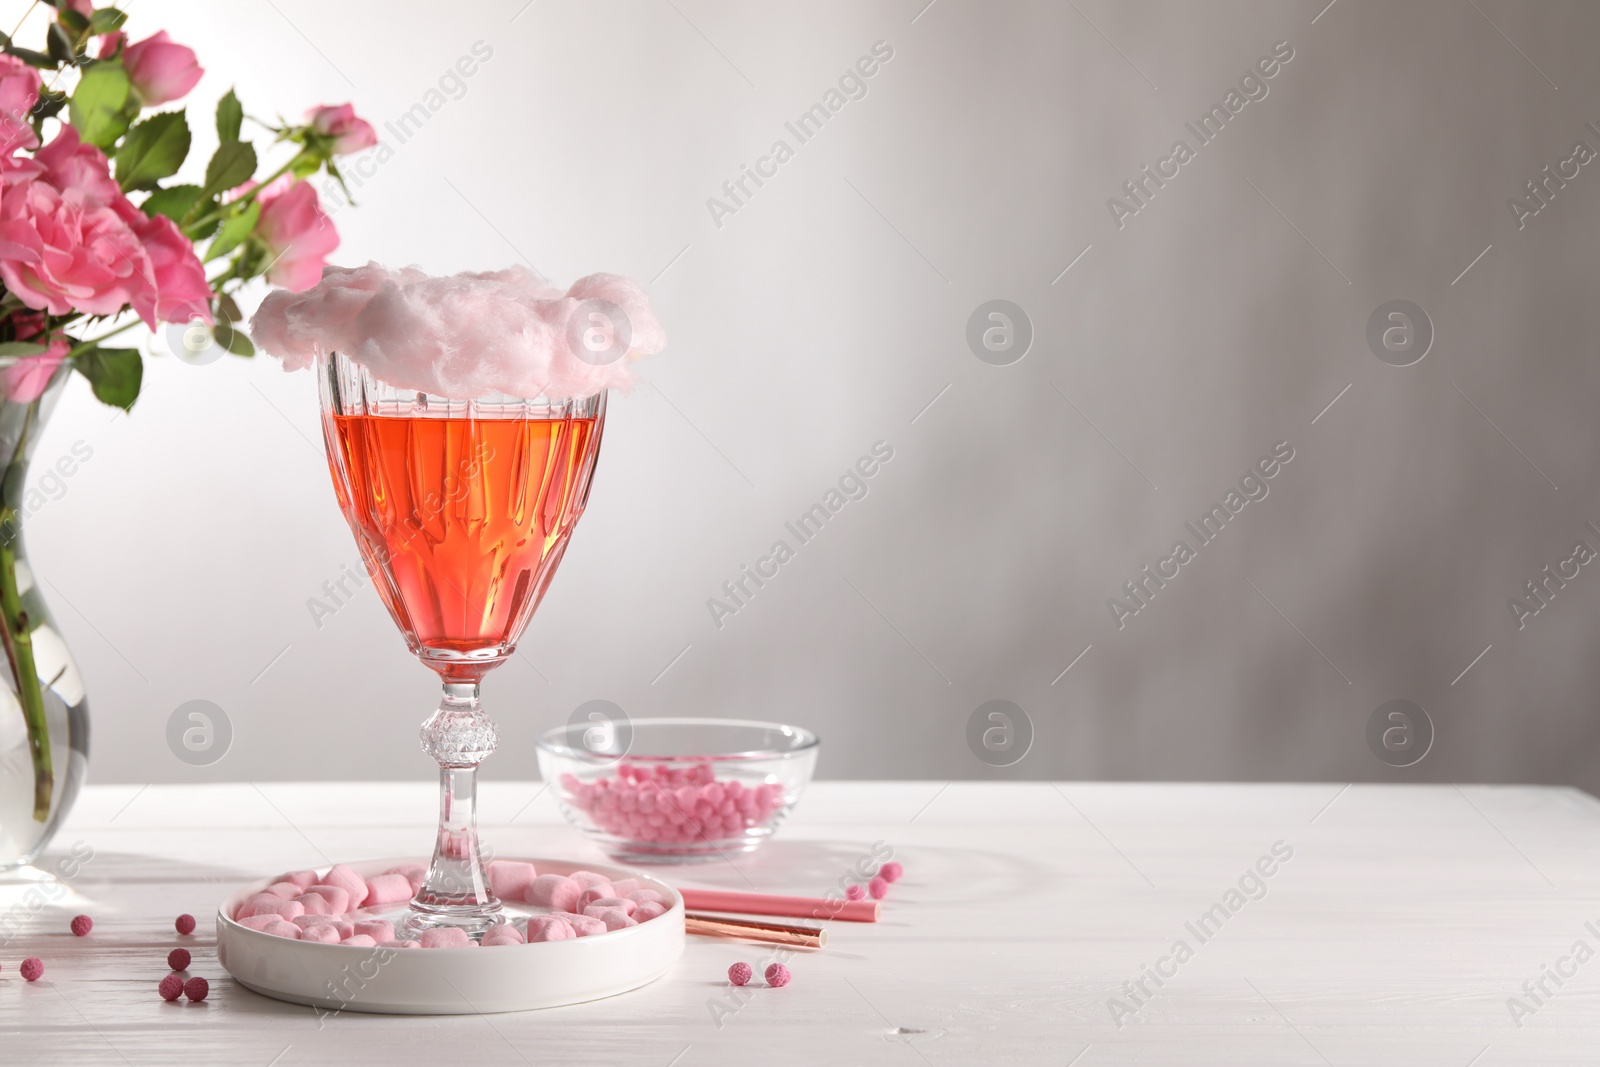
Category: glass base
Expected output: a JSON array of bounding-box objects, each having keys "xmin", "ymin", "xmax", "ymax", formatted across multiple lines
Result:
[{"xmin": 396, "ymin": 898, "xmax": 508, "ymax": 941}]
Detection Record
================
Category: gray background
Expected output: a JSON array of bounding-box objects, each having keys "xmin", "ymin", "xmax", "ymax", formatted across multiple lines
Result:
[{"xmin": 27, "ymin": 0, "xmax": 1600, "ymax": 788}]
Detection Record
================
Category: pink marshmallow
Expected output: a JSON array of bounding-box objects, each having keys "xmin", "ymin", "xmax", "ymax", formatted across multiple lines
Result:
[
  {"xmin": 362, "ymin": 873, "xmax": 413, "ymax": 908},
  {"xmin": 634, "ymin": 901, "xmax": 667, "ymax": 922},
  {"xmin": 524, "ymin": 874, "xmax": 583, "ymax": 911},
  {"xmin": 278, "ymin": 869, "xmax": 318, "ymax": 889},
  {"xmin": 238, "ymin": 895, "xmax": 305, "ymax": 921},
  {"xmin": 482, "ymin": 924, "xmax": 526, "ymax": 946},
  {"xmin": 293, "ymin": 892, "xmax": 333, "ymax": 916},
  {"xmin": 625, "ymin": 889, "xmax": 665, "ymax": 907},
  {"xmin": 301, "ymin": 924, "xmax": 341, "ymax": 944},
  {"xmin": 589, "ymin": 906, "xmax": 637, "ymax": 931},
  {"xmin": 586, "ymin": 896, "xmax": 637, "ymax": 917},
  {"xmin": 341, "ymin": 934, "xmax": 378, "ymax": 948},
  {"xmin": 526, "ymin": 916, "xmax": 576, "ymax": 942},
  {"xmin": 302, "ymin": 885, "xmax": 352, "ymax": 914},
  {"xmin": 292, "ymin": 915, "xmax": 354, "ymax": 939},
  {"xmin": 239, "ymin": 913, "xmax": 287, "ymax": 932},
  {"xmin": 322, "ymin": 864, "xmax": 369, "ymax": 906},
  {"xmin": 610, "ymin": 878, "xmax": 641, "ymax": 894},
  {"xmin": 419, "ymin": 927, "xmax": 471, "ymax": 949},
  {"xmin": 486, "ymin": 860, "xmax": 537, "ymax": 901},
  {"xmin": 353, "ymin": 919, "xmax": 395, "ymax": 943},
  {"xmin": 263, "ymin": 881, "xmax": 303, "ymax": 900},
  {"xmin": 386, "ymin": 863, "xmax": 427, "ymax": 891},
  {"xmin": 262, "ymin": 919, "xmax": 303, "ymax": 940},
  {"xmin": 557, "ymin": 912, "xmax": 607, "ymax": 937},
  {"xmin": 569, "ymin": 871, "xmax": 613, "ymax": 893},
  {"xmin": 380, "ymin": 939, "xmax": 421, "ymax": 949}
]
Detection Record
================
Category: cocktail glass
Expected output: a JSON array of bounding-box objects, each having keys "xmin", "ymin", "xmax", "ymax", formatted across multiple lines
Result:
[{"xmin": 317, "ymin": 350, "xmax": 606, "ymax": 939}]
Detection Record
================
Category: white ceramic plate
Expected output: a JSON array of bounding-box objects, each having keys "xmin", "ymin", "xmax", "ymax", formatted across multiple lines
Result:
[{"xmin": 216, "ymin": 857, "xmax": 684, "ymax": 1015}]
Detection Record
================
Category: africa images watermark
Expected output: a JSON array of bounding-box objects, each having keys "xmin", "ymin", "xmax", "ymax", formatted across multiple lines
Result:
[
  {"xmin": 1507, "ymin": 519, "xmax": 1600, "ymax": 631},
  {"xmin": 1107, "ymin": 441, "xmax": 1296, "ymax": 630},
  {"xmin": 706, "ymin": 40, "xmax": 896, "ymax": 229},
  {"xmin": 1507, "ymin": 120, "xmax": 1600, "ymax": 231},
  {"xmin": 1506, "ymin": 917, "xmax": 1600, "ymax": 1028},
  {"xmin": 706, "ymin": 440, "xmax": 895, "ymax": 629},
  {"xmin": 1106, "ymin": 40, "xmax": 1296, "ymax": 230},
  {"xmin": 1107, "ymin": 840, "xmax": 1294, "ymax": 1029}
]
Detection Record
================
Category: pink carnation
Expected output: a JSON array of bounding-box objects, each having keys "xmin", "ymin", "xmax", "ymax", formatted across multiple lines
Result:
[
  {"xmin": 121, "ymin": 31, "xmax": 203, "ymax": 106},
  {"xmin": 255, "ymin": 177, "xmax": 339, "ymax": 293},
  {"xmin": 307, "ymin": 104, "xmax": 377, "ymax": 156}
]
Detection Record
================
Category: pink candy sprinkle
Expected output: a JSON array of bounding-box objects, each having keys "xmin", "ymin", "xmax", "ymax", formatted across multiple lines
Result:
[
  {"xmin": 19, "ymin": 957, "xmax": 42, "ymax": 982},
  {"xmin": 183, "ymin": 976, "xmax": 209, "ymax": 1002},
  {"xmin": 728, "ymin": 962, "xmax": 752, "ymax": 986},
  {"xmin": 845, "ymin": 884, "xmax": 865, "ymax": 901},
  {"xmin": 764, "ymin": 963, "xmax": 790, "ymax": 988},
  {"xmin": 69, "ymin": 914, "xmax": 92, "ymax": 937},
  {"xmin": 175, "ymin": 914, "xmax": 196, "ymax": 935},
  {"xmin": 868, "ymin": 876, "xmax": 888, "ymax": 899},
  {"xmin": 168, "ymin": 948, "xmax": 191, "ymax": 971},
  {"xmin": 879, "ymin": 861, "xmax": 903, "ymax": 883}
]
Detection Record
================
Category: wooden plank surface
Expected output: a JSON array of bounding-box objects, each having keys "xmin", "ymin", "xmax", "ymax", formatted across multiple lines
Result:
[{"xmin": 2, "ymin": 781, "xmax": 1598, "ymax": 1064}]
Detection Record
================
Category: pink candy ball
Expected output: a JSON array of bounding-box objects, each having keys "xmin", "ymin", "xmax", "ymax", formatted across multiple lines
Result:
[
  {"xmin": 879, "ymin": 861, "xmax": 903, "ymax": 883},
  {"xmin": 19, "ymin": 957, "xmax": 42, "ymax": 982},
  {"xmin": 158, "ymin": 974, "xmax": 184, "ymax": 1001},
  {"xmin": 764, "ymin": 963, "xmax": 791, "ymax": 988},
  {"xmin": 868, "ymin": 876, "xmax": 889, "ymax": 899},
  {"xmin": 183, "ymin": 976, "xmax": 209, "ymax": 1002},
  {"xmin": 175, "ymin": 914, "xmax": 197, "ymax": 935},
  {"xmin": 69, "ymin": 914, "xmax": 92, "ymax": 937},
  {"xmin": 168, "ymin": 948, "xmax": 191, "ymax": 972},
  {"xmin": 845, "ymin": 884, "xmax": 865, "ymax": 901},
  {"xmin": 728, "ymin": 962, "xmax": 752, "ymax": 986}
]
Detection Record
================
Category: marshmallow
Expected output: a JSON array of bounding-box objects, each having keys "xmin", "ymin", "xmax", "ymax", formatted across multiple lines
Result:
[
  {"xmin": 524, "ymin": 874, "xmax": 582, "ymax": 911},
  {"xmin": 238, "ymin": 895, "xmax": 305, "ymax": 921},
  {"xmin": 585, "ymin": 896, "xmax": 637, "ymax": 917},
  {"xmin": 341, "ymin": 934, "xmax": 378, "ymax": 948},
  {"xmin": 362, "ymin": 873, "xmax": 413, "ymax": 908},
  {"xmin": 569, "ymin": 871, "xmax": 613, "ymax": 893},
  {"xmin": 486, "ymin": 861, "xmax": 537, "ymax": 902},
  {"xmin": 419, "ymin": 927, "xmax": 471, "ymax": 949},
  {"xmin": 634, "ymin": 901, "xmax": 667, "ymax": 922},
  {"xmin": 292, "ymin": 915, "xmax": 354, "ymax": 939},
  {"xmin": 301, "ymin": 923, "xmax": 342, "ymax": 944},
  {"xmin": 481, "ymin": 924, "xmax": 526, "ymax": 946},
  {"xmin": 588, "ymin": 906, "xmax": 637, "ymax": 931},
  {"xmin": 261, "ymin": 919, "xmax": 303, "ymax": 940},
  {"xmin": 278, "ymin": 869, "xmax": 319, "ymax": 889},
  {"xmin": 239, "ymin": 913, "xmax": 287, "ymax": 932},
  {"xmin": 353, "ymin": 919, "xmax": 395, "ymax": 943},
  {"xmin": 292, "ymin": 892, "xmax": 334, "ymax": 916},
  {"xmin": 380, "ymin": 939, "xmax": 421, "ymax": 949},
  {"xmin": 526, "ymin": 916, "xmax": 576, "ymax": 942},
  {"xmin": 322, "ymin": 864, "xmax": 369, "ymax": 906},
  {"xmin": 302, "ymin": 885, "xmax": 352, "ymax": 914},
  {"xmin": 557, "ymin": 912, "xmax": 607, "ymax": 937},
  {"xmin": 263, "ymin": 881, "xmax": 303, "ymax": 900},
  {"xmin": 625, "ymin": 889, "xmax": 665, "ymax": 907},
  {"xmin": 387, "ymin": 864, "xmax": 428, "ymax": 891},
  {"xmin": 610, "ymin": 878, "xmax": 641, "ymax": 894}
]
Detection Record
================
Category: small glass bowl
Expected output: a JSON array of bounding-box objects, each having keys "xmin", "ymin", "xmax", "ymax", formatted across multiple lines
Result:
[{"xmin": 536, "ymin": 718, "xmax": 819, "ymax": 863}]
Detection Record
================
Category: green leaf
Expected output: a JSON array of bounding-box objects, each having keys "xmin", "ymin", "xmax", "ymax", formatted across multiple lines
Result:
[
  {"xmin": 0, "ymin": 342, "xmax": 48, "ymax": 358},
  {"xmin": 33, "ymin": 91, "xmax": 66, "ymax": 121},
  {"xmin": 217, "ymin": 293, "xmax": 242, "ymax": 324},
  {"xmin": 45, "ymin": 23, "xmax": 73, "ymax": 65},
  {"xmin": 140, "ymin": 183, "xmax": 202, "ymax": 222},
  {"xmin": 215, "ymin": 321, "xmax": 254, "ymax": 357},
  {"xmin": 205, "ymin": 200, "xmax": 258, "ymax": 261},
  {"xmin": 115, "ymin": 111, "xmax": 190, "ymax": 191},
  {"xmin": 68, "ymin": 61, "xmax": 131, "ymax": 147},
  {"xmin": 74, "ymin": 347, "xmax": 142, "ymax": 410},
  {"xmin": 87, "ymin": 9, "xmax": 127, "ymax": 34},
  {"xmin": 56, "ymin": 8, "xmax": 88, "ymax": 35},
  {"xmin": 8, "ymin": 46, "xmax": 56, "ymax": 69},
  {"xmin": 199, "ymin": 140, "xmax": 256, "ymax": 200},
  {"xmin": 215, "ymin": 88, "xmax": 241, "ymax": 143}
]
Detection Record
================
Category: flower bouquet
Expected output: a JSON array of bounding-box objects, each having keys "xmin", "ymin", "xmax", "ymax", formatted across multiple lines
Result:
[{"xmin": 0, "ymin": 0, "xmax": 370, "ymax": 864}]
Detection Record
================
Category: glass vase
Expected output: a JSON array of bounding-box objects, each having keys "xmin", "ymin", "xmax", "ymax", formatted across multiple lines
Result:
[{"xmin": 0, "ymin": 364, "xmax": 89, "ymax": 871}]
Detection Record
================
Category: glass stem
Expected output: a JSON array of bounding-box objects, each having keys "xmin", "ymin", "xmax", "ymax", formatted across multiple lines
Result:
[{"xmin": 410, "ymin": 680, "xmax": 502, "ymax": 931}]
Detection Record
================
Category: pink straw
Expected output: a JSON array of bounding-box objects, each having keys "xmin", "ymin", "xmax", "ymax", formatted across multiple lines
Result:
[{"xmin": 678, "ymin": 888, "xmax": 880, "ymax": 923}]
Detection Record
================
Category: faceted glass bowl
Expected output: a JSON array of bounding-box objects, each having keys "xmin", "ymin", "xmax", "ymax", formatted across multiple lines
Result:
[{"xmin": 536, "ymin": 718, "xmax": 819, "ymax": 863}]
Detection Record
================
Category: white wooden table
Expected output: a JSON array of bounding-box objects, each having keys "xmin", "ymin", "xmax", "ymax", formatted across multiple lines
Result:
[{"xmin": 3, "ymin": 781, "xmax": 1598, "ymax": 1065}]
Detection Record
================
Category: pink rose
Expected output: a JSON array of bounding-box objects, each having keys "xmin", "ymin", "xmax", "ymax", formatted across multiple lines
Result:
[
  {"xmin": 31, "ymin": 125, "xmax": 138, "ymax": 223},
  {"xmin": 0, "ymin": 54, "xmax": 41, "ymax": 155},
  {"xmin": 136, "ymin": 214, "xmax": 212, "ymax": 325},
  {"xmin": 307, "ymin": 104, "xmax": 377, "ymax": 156},
  {"xmin": 255, "ymin": 177, "xmax": 339, "ymax": 292},
  {"xmin": 1, "ymin": 328, "xmax": 69, "ymax": 404},
  {"xmin": 121, "ymin": 31, "xmax": 203, "ymax": 106}
]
